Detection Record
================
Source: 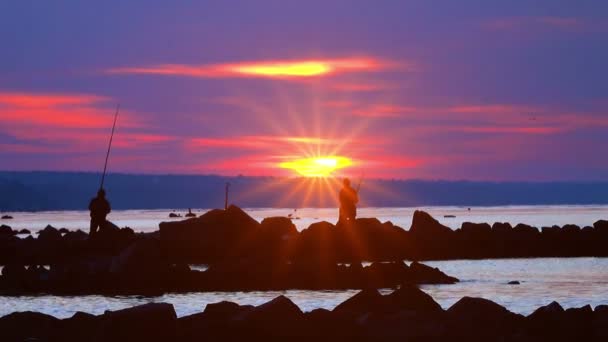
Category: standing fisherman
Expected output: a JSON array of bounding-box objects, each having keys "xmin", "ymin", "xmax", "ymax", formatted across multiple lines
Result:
[
  {"xmin": 89, "ymin": 189, "xmax": 111, "ymax": 236},
  {"xmin": 89, "ymin": 104, "xmax": 119, "ymax": 237},
  {"xmin": 338, "ymin": 178, "xmax": 359, "ymax": 225}
]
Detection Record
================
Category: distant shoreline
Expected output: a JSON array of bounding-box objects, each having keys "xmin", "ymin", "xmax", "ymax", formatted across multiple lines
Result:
[{"xmin": 2, "ymin": 171, "xmax": 608, "ymax": 211}]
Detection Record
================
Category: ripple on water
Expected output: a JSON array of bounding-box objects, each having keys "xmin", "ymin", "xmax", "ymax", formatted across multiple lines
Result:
[{"xmin": 1, "ymin": 258, "xmax": 607, "ymax": 318}]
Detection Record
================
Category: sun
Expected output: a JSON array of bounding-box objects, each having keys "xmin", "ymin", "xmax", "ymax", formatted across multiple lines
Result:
[{"xmin": 279, "ymin": 156, "xmax": 352, "ymax": 177}]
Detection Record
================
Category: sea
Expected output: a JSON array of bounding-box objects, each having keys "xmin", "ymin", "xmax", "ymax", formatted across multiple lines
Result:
[{"xmin": 1, "ymin": 205, "xmax": 608, "ymax": 318}]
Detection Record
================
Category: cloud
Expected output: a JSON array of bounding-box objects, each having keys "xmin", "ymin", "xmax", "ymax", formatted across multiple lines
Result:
[
  {"xmin": 107, "ymin": 57, "xmax": 400, "ymax": 80},
  {"xmin": 188, "ymin": 135, "xmax": 339, "ymax": 150},
  {"xmin": 0, "ymin": 92, "xmax": 137, "ymax": 129}
]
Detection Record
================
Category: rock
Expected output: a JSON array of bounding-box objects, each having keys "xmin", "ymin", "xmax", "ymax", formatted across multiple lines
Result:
[
  {"xmin": 169, "ymin": 212, "xmax": 181, "ymax": 218},
  {"xmin": 410, "ymin": 210, "xmax": 453, "ymax": 237},
  {"xmin": 508, "ymin": 280, "xmax": 520, "ymax": 285},
  {"xmin": 562, "ymin": 224, "xmax": 581, "ymax": 233},
  {"xmin": 594, "ymin": 220, "xmax": 608, "ymax": 232},
  {"xmin": 240, "ymin": 295, "xmax": 302, "ymax": 322},
  {"xmin": 1, "ymin": 263, "xmax": 26, "ymax": 279},
  {"xmin": 461, "ymin": 222, "xmax": 492, "ymax": 235},
  {"xmin": 100, "ymin": 302, "xmax": 177, "ymax": 341},
  {"xmin": 237, "ymin": 296, "xmax": 304, "ymax": 338},
  {"xmin": 594, "ymin": 305, "xmax": 608, "ymax": 339},
  {"xmin": 1, "ymin": 215, "xmax": 13, "ymax": 219},
  {"xmin": 110, "ymin": 237, "xmax": 163, "ymax": 274},
  {"xmin": 58, "ymin": 227, "xmax": 70, "ymax": 234},
  {"xmin": 385, "ymin": 284, "xmax": 443, "ymax": 314},
  {"xmin": 203, "ymin": 301, "xmax": 253, "ymax": 320},
  {"xmin": 17, "ymin": 228, "xmax": 31, "ymax": 235},
  {"xmin": 0, "ymin": 224, "xmax": 13, "ymax": 236},
  {"xmin": 333, "ymin": 288, "xmax": 384, "ymax": 316},
  {"xmin": 160, "ymin": 205, "xmax": 261, "ymax": 262},
  {"xmin": 38, "ymin": 225, "xmax": 61, "ymax": 242},
  {"xmin": 59, "ymin": 311, "xmax": 100, "ymax": 341},
  {"xmin": 409, "ymin": 261, "xmax": 459, "ymax": 284},
  {"xmin": 63, "ymin": 229, "xmax": 88, "ymax": 241},
  {"xmin": 446, "ymin": 297, "xmax": 523, "ymax": 338},
  {"xmin": 0, "ymin": 311, "xmax": 59, "ymax": 341},
  {"xmin": 260, "ymin": 217, "xmax": 297, "ymax": 240},
  {"xmin": 492, "ymin": 222, "xmax": 512, "ymax": 233},
  {"xmin": 525, "ymin": 301, "xmax": 564, "ymax": 337},
  {"xmin": 513, "ymin": 223, "xmax": 539, "ymax": 234}
]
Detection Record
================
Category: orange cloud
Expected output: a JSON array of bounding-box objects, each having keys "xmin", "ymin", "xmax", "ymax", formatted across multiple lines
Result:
[{"xmin": 107, "ymin": 57, "xmax": 395, "ymax": 80}]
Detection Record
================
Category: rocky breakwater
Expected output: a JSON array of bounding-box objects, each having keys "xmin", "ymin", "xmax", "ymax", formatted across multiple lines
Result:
[
  {"xmin": 2, "ymin": 286, "xmax": 607, "ymax": 341},
  {"xmin": 406, "ymin": 211, "xmax": 608, "ymax": 259}
]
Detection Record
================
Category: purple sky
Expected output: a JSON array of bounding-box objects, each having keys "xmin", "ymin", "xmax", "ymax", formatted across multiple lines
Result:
[{"xmin": 1, "ymin": 1, "xmax": 607, "ymax": 180}]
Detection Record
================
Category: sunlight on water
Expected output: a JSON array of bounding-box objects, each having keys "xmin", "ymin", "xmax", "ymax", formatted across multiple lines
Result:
[{"xmin": 3, "ymin": 205, "xmax": 608, "ymax": 233}]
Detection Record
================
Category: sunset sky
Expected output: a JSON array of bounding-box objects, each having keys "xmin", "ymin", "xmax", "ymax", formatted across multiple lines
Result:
[{"xmin": 1, "ymin": 1, "xmax": 607, "ymax": 180}]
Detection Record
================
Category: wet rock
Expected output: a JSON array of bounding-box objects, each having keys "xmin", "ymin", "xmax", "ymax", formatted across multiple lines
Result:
[{"xmin": 409, "ymin": 261, "xmax": 459, "ymax": 284}]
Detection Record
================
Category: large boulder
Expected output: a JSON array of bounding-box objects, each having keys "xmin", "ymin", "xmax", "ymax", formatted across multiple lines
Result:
[
  {"xmin": 160, "ymin": 205, "xmax": 261, "ymax": 262},
  {"xmin": 408, "ymin": 211, "xmax": 454, "ymax": 259},
  {"xmin": 409, "ymin": 210, "xmax": 452, "ymax": 237},
  {"xmin": 99, "ymin": 302, "xmax": 177, "ymax": 341},
  {"xmin": 0, "ymin": 311, "xmax": 60, "ymax": 341},
  {"xmin": 384, "ymin": 284, "xmax": 443, "ymax": 315},
  {"xmin": 236, "ymin": 296, "xmax": 304, "ymax": 339},
  {"xmin": 446, "ymin": 297, "xmax": 523, "ymax": 338},
  {"xmin": 0, "ymin": 224, "xmax": 13, "ymax": 236},
  {"xmin": 333, "ymin": 288, "xmax": 384, "ymax": 316},
  {"xmin": 58, "ymin": 311, "xmax": 101, "ymax": 341},
  {"xmin": 408, "ymin": 261, "xmax": 459, "ymax": 284},
  {"xmin": 461, "ymin": 222, "xmax": 492, "ymax": 235},
  {"xmin": 594, "ymin": 220, "xmax": 608, "ymax": 232},
  {"xmin": 38, "ymin": 225, "xmax": 62, "ymax": 242}
]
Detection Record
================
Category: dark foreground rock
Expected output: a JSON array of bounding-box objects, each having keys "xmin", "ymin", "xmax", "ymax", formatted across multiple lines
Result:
[{"xmin": 1, "ymin": 287, "xmax": 607, "ymax": 342}]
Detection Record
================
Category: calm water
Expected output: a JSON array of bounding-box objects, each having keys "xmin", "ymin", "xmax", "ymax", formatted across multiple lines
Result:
[
  {"xmin": 1, "ymin": 206, "xmax": 607, "ymax": 318},
  {"xmin": 2, "ymin": 205, "xmax": 608, "ymax": 233},
  {"xmin": 1, "ymin": 258, "xmax": 607, "ymax": 318}
]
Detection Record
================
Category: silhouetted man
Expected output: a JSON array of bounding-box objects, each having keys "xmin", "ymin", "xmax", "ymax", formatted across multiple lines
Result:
[
  {"xmin": 339, "ymin": 178, "xmax": 359, "ymax": 224},
  {"xmin": 89, "ymin": 189, "xmax": 111, "ymax": 237}
]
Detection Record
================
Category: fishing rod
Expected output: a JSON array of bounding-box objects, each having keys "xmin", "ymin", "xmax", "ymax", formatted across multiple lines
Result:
[
  {"xmin": 99, "ymin": 104, "xmax": 120, "ymax": 190},
  {"xmin": 356, "ymin": 174, "xmax": 364, "ymax": 193}
]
